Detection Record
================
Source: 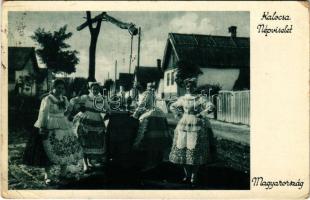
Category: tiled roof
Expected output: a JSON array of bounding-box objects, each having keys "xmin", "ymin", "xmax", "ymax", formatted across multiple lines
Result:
[
  {"xmin": 118, "ymin": 73, "xmax": 134, "ymax": 91},
  {"xmin": 8, "ymin": 47, "xmax": 47, "ymax": 83},
  {"xmin": 9, "ymin": 47, "xmax": 39, "ymax": 71},
  {"xmin": 162, "ymin": 33, "xmax": 250, "ymax": 70}
]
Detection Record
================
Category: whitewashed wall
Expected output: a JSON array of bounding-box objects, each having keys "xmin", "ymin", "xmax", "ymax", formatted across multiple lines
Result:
[
  {"xmin": 198, "ymin": 68, "xmax": 240, "ymax": 90},
  {"xmin": 163, "ymin": 68, "xmax": 177, "ymax": 95},
  {"xmin": 14, "ymin": 59, "xmax": 37, "ymax": 96}
]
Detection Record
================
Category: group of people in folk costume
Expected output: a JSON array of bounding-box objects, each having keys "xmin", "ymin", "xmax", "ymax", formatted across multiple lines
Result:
[{"xmin": 24, "ymin": 73, "xmax": 215, "ymax": 185}]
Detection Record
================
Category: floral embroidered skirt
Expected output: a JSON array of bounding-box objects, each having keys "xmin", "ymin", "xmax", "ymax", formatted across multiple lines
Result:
[
  {"xmin": 77, "ymin": 118, "xmax": 107, "ymax": 161},
  {"xmin": 169, "ymin": 115, "xmax": 210, "ymax": 165},
  {"xmin": 43, "ymin": 128, "xmax": 83, "ymax": 166}
]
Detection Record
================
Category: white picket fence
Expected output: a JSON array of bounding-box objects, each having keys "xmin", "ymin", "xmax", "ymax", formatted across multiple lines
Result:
[{"xmin": 216, "ymin": 90, "xmax": 250, "ymax": 125}]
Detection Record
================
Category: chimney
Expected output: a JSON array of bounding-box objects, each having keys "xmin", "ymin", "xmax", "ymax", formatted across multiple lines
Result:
[
  {"xmin": 228, "ymin": 26, "xmax": 237, "ymax": 37},
  {"xmin": 156, "ymin": 59, "xmax": 161, "ymax": 69}
]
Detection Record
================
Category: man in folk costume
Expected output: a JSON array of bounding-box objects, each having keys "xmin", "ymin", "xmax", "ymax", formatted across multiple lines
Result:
[
  {"xmin": 132, "ymin": 82, "xmax": 171, "ymax": 171},
  {"xmin": 68, "ymin": 82, "xmax": 110, "ymax": 172}
]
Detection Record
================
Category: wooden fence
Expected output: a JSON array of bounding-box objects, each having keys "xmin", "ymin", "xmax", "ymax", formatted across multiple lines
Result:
[{"xmin": 216, "ymin": 90, "xmax": 250, "ymax": 125}]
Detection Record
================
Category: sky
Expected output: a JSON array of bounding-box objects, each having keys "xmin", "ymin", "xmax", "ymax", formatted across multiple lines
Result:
[{"xmin": 8, "ymin": 11, "xmax": 249, "ymax": 83}]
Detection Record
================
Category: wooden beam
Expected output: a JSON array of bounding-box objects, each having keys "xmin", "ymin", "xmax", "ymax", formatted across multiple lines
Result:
[{"xmin": 77, "ymin": 12, "xmax": 106, "ymax": 31}]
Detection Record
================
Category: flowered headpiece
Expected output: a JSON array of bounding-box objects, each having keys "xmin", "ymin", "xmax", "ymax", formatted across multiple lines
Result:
[{"xmin": 184, "ymin": 77, "xmax": 197, "ymax": 85}]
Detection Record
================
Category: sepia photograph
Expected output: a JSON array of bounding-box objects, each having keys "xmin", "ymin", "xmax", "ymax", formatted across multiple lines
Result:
[
  {"xmin": 2, "ymin": 1, "xmax": 309, "ymax": 199},
  {"xmin": 6, "ymin": 10, "xmax": 250, "ymax": 190}
]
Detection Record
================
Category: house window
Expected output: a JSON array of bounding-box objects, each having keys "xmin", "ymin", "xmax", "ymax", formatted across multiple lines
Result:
[
  {"xmin": 167, "ymin": 72, "xmax": 170, "ymax": 86},
  {"xmin": 171, "ymin": 71, "xmax": 175, "ymax": 85}
]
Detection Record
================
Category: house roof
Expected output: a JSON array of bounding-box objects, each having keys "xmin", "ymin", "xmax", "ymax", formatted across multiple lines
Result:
[
  {"xmin": 9, "ymin": 47, "xmax": 39, "ymax": 71},
  {"xmin": 118, "ymin": 73, "xmax": 134, "ymax": 87},
  {"xmin": 134, "ymin": 66, "xmax": 163, "ymax": 85},
  {"xmin": 118, "ymin": 73, "xmax": 134, "ymax": 91},
  {"xmin": 8, "ymin": 47, "xmax": 47, "ymax": 83},
  {"xmin": 162, "ymin": 33, "xmax": 250, "ymax": 70}
]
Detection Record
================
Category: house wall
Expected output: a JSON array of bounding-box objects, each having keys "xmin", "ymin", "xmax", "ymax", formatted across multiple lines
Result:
[
  {"xmin": 198, "ymin": 68, "xmax": 240, "ymax": 90},
  {"xmin": 15, "ymin": 69, "xmax": 29, "ymax": 81},
  {"xmin": 163, "ymin": 68, "xmax": 177, "ymax": 98},
  {"xmin": 161, "ymin": 67, "xmax": 242, "ymax": 99},
  {"xmin": 14, "ymin": 59, "xmax": 37, "ymax": 96},
  {"xmin": 162, "ymin": 51, "xmax": 179, "ymax": 98},
  {"xmin": 157, "ymin": 79, "xmax": 165, "ymax": 99},
  {"xmin": 167, "ymin": 51, "xmax": 176, "ymax": 70}
]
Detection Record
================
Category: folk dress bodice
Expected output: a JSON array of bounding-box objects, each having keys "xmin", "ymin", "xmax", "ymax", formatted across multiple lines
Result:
[
  {"xmin": 171, "ymin": 94, "xmax": 214, "ymax": 116},
  {"xmin": 34, "ymin": 94, "xmax": 72, "ymax": 130},
  {"xmin": 169, "ymin": 94, "xmax": 214, "ymax": 165},
  {"xmin": 133, "ymin": 90, "xmax": 156, "ymax": 119},
  {"xmin": 170, "ymin": 94, "xmax": 214, "ymax": 132},
  {"xmin": 75, "ymin": 94, "xmax": 110, "ymax": 122}
]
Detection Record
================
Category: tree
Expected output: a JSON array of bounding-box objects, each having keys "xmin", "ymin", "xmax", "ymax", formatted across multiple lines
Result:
[
  {"xmin": 175, "ymin": 60, "xmax": 202, "ymax": 87},
  {"xmin": 31, "ymin": 25, "xmax": 79, "ymax": 74}
]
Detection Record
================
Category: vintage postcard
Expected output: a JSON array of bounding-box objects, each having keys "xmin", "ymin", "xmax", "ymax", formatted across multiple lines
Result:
[{"xmin": 1, "ymin": 1, "xmax": 309, "ymax": 199}]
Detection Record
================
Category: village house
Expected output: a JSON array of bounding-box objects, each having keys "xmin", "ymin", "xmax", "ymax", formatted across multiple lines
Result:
[
  {"xmin": 134, "ymin": 60, "xmax": 163, "ymax": 87},
  {"xmin": 117, "ymin": 72, "xmax": 134, "ymax": 102},
  {"xmin": 8, "ymin": 47, "xmax": 48, "ymax": 96},
  {"xmin": 159, "ymin": 26, "xmax": 250, "ymax": 99},
  {"xmin": 118, "ymin": 73, "xmax": 134, "ymax": 92},
  {"xmin": 133, "ymin": 60, "xmax": 163, "ymax": 92}
]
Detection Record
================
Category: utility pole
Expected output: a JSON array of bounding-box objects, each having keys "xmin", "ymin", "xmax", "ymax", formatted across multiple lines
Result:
[
  {"xmin": 114, "ymin": 60, "xmax": 117, "ymax": 94},
  {"xmin": 132, "ymin": 27, "xmax": 141, "ymax": 100},
  {"xmin": 114, "ymin": 60, "xmax": 117, "ymax": 81},
  {"xmin": 137, "ymin": 27, "xmax": 141, "ymax": 69},
  {"xmin": 129, "ymin": 35, "xmax": 133, "ymax": 73}
]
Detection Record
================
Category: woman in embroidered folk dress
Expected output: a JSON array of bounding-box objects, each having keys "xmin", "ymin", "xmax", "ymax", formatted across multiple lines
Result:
[
  {"xmin": 72, "ymin": 82, "xmax": 110, "ymax": 171},
  {"xmin": 169, "ymin": 78, "xmax": 214, "ymax": 184},
  {"xmin": 132, "ymin": 82, "xmax": 170, "ymax": 171},
  {"xmin": 34, "ymin": 79, "xmax": 84, "ymax": 184}
]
